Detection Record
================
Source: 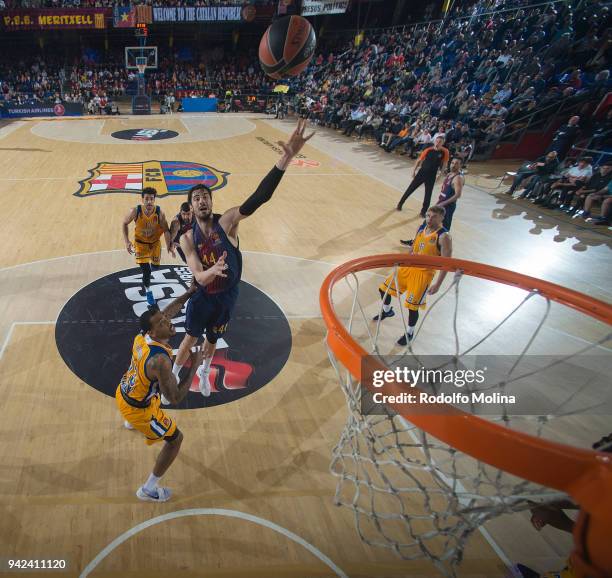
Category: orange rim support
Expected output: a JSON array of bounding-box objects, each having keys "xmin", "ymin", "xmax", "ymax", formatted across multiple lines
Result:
[{"xmin": 320, "ymin": 254, "xmax": 612, "ymax": 577}]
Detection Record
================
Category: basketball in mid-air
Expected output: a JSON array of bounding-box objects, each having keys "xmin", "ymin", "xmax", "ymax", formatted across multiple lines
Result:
[{"xmin": 258, "ymin": 15, "xmax": 316, "ymax": 80}]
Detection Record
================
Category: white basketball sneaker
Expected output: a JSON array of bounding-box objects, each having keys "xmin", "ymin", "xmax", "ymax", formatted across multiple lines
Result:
[
  {"xmin": 197, "ymin": 365, "xmax": 211, "ymax": 397},
  {"xmin": 136, "ymin": 486, "xmax": 171, "ymax": 503}
]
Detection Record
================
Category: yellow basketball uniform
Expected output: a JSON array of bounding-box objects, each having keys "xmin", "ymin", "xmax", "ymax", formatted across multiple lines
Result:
[
  {"xmin": 115, "ymin": 333, "xmax": 177, "ymax": 445},
  {"xmin": 380, "ymin": 222, "xmax": 447, "ymax": 311},
  {"xmin": 134, "ymin": 205, "xmax": 165, "ymax": 266}
]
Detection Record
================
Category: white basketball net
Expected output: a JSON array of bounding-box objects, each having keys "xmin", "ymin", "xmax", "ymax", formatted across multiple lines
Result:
[
  {"xmin": 325, "ymin": 263, "xmax": 611, "ymax": 576},
  {"xmin": 136, "ymin": 57, "xmax": 147, "ymax": 76}
]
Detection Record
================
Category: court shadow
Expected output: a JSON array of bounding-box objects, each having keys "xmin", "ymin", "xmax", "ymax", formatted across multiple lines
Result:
[
  {"xmin": 306, "ymin": 209, "xmax": 420, "ymax": 262},
  {"xmin": 178, "ymin": 452, "xmax": 257, "ymax": 501},
  {"xmin": 491, "ymin": 194, "xmax": 612, "ymax": 252},
  {"xmin": 0, "ymin": 454, "xmax": 133, "ymax": 495}
]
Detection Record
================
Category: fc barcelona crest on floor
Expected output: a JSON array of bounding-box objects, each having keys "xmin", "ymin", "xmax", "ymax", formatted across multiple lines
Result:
[{"xmin": 74, "ymin": 160, "xmax": 229, "ymax": 197}]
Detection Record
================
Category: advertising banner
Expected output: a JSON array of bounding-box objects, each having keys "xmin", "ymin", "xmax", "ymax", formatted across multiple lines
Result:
[
  {"xmin": 181, "ymin": 98, "xmax": 218, "ymax": 113},
  {"xmin": 152, "ymin": 6, "xmax": 242, "ymax": 22},
  {"xmin": 0, "ymin": 101, "xmax": 84, "ymax": 118},
  {"xmin": 301, "ymin": 0, "xmax": 350, "ymax": 16},
  {"xmin": 2, "ymin": 9, "xmax": 108, "ymax": 30}
]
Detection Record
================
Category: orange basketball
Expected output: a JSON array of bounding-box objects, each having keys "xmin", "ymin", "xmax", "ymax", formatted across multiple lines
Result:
[{"xmin": 258, "ymin": 15, "xmax": 317, "ymax": 80}]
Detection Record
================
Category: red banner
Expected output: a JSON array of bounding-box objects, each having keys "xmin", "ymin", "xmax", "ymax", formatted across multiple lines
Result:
[{"xmin": 2, "ymin": 9, "xmax": 109, "ymax": 30}]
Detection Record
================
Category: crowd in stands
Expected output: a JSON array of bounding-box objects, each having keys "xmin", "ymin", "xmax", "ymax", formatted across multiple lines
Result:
[
  {"xmin": 505, "ymin": 112, "xmax": 612, "ymax": 225},
  {"xmin": 280, "ymin": 0, "xmax": 610, "ymax": 222},
  {"xmin": 0, "ymin": 46, "xmax": 272, "ymax": 113},
  {"xmin": 289, "ymin": 0, "xmax": 609, "ymax": 163},
  {"xmin": 0, "ymin": 0, "xmax": 609, "ymax": 220}
]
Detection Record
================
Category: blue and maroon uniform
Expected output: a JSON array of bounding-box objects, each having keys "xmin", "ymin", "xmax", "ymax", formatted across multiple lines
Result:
[
  {"xmin": 437, "ymin": 172, "xmax": 460, "ymax": 230},
  {"xmin": 173, "ymin": 213, "xmax": 193, "ymax": 263},
  {"xmin": 184, "ymin": 214, "xmax": 242, "ymax": 341}
]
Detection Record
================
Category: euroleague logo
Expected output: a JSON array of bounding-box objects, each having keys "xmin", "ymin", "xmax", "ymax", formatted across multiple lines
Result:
[
  {"xmin": 112, "ymin": 129, "xmax": 179, "ymax": 141},
  {"xmin": 55, "ymin": 266, "xmax": 292, "ymax": 409}
]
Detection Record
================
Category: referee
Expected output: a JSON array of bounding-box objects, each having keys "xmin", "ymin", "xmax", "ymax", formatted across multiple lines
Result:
[{"xmin": 397, "ymin": 135, "xmax": 449, "ymax": 216}]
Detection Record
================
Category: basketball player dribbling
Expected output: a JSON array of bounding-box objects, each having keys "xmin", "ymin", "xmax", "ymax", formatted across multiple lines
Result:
[
  {"xmin": 167, "ymin": 118, "xmax": 315, "ymax": 400},
  {"xmin": 375, "ymin": 205, "xmax": 452, "ymax": 345},
  {"xmin": 122, "ymin": 187, "xmax": 175, "ymax": 306}
]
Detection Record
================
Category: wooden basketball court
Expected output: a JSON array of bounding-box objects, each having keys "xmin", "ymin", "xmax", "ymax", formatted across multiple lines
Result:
[{"xmin": 0, "ymin": 113, "xmax": 610, "ymax": 577}]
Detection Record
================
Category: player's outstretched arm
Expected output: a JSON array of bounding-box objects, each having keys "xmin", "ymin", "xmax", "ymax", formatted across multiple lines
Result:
[
  {"xmin": 180, "ymin": 231, "xmax": 228, "ymax": 287},
  {"xmin": 154, "ymin": 348, "xmax": 203, "ymax": 405},
  {"xmin": 428, "ymin": 233, "xmax": 453, "ymax": 295},
  {"xmin": 160, "ymin": 281, "xmax": 197, "ymax": 320},
  {"xmin": 122, "ymin": 207, "xmax": 138, "ymax": 254},
  {"xmin": 529, "ymin": 502, "xmax": 577, "ymax": 533},
  {"xmin": 219, "ymin": 118, "xmax": 315, "ymax": 235}
]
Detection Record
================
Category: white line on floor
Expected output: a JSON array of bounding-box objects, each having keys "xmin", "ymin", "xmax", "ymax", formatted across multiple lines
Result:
[
  {"xmin": 0, "ymin": 321, "xmax": 54, "ymax": 361},
  {"xmin": 79, "ymin": 508, "xmax": 348, "ymax": 578}
]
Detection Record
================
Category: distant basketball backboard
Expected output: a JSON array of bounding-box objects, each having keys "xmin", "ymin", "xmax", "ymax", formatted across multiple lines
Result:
[{"xmin": 125, "ymin": 46, "xmax": 157, "ymax": 70}]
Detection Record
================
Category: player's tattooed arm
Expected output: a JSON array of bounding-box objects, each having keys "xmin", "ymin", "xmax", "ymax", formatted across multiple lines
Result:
[
  {"xmin": 161, "ymin": 281, "xmax": 197, "ymax": 319},
  {"xmin": 428, "ymin": 233, "xmax": 453, "ymax": 295},
  {"xmin": 122, "ymin": 207, "xmax": 138, "ymax": 254},
  {"xmin": 219, "ymin": 118, "xmax": 315, "ymax": 237},
  {"xmin": 180, "ymin": 231, "xmax": 228, "ymax": 287},
  {"xmin": 153, "ymin": 351, "xmax": 201, "ymax": 405}
]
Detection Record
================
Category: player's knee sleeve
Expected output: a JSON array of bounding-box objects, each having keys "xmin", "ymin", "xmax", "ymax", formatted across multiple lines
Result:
[
  {"xmin": 379, "ymin": 289, "xmax": 391, "ymax": 305},
  {"xmin": 206, "ymin": 334, "xmax": 218, "ymax": 345},
  {"xmin": 409, "ymin": 309, "xmax": 419, "ymax": 327}
]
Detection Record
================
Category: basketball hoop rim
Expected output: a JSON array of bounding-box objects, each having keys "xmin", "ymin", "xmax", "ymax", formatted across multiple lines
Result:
[{"xmin": 319, "ymin": 254, "xmax": 612, "ymax": 509}]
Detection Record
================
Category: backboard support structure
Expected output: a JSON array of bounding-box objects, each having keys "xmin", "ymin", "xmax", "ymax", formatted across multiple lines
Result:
[{"xmin": 125, "ymin": 46, "xmax": 157, "ymax": 115}]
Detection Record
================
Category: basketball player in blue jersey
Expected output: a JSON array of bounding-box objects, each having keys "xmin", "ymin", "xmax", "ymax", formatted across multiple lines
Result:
[
  {"xmin": 169, "ymin": 201, "xmax": 194, "ymax": 263},
  {"xmin": 400, "ymin": 158, "xmax": 463, "ymax": 245},
  {"xmin": 168, "ymin": 119, "xmax": 315, "ymax": 398},
  {"xmin": 435, "ymin": 158, "xmax": 464, "ymax": 231}
]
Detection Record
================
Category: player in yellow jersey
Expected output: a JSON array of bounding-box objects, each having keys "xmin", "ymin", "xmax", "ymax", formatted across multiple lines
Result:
[
  {"xmin": 374, "ymin": 205, "xmax": 452, "ymax": 345},
  {"xmin": 116, "ymin": 283, "xmax": 205, "ymax": 502},
  {"xmin": 122, "ymin": 187, "xmax": 174, "ymax": 307}
]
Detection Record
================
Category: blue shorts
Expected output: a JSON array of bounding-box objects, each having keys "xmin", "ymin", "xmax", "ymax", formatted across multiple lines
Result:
[
  {"xmin": 184, "ymin": 285, "xmax": 239, "ymax": 341},
  {"xmin": 442, "ymin": 203, "xmax": 456, "ymax": 231}
]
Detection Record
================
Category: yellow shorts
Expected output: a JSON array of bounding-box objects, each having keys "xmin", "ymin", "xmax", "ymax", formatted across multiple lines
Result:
[
  {"xmin": 379, "ymin": 267, "xmax": 435, "ymax": 311},
  {"xmin": 134, "ymin": 239, "xmax": 161, "ymax": 266},
  {"xmin": 115, "ymin": 386, "xmax": 177, "ymax": 445}
]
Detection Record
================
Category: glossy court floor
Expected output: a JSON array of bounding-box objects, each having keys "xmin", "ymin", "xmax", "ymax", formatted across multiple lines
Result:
[{"xmin": 0, "ymin": 113, "xmax": 610, "ymax": 577}]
